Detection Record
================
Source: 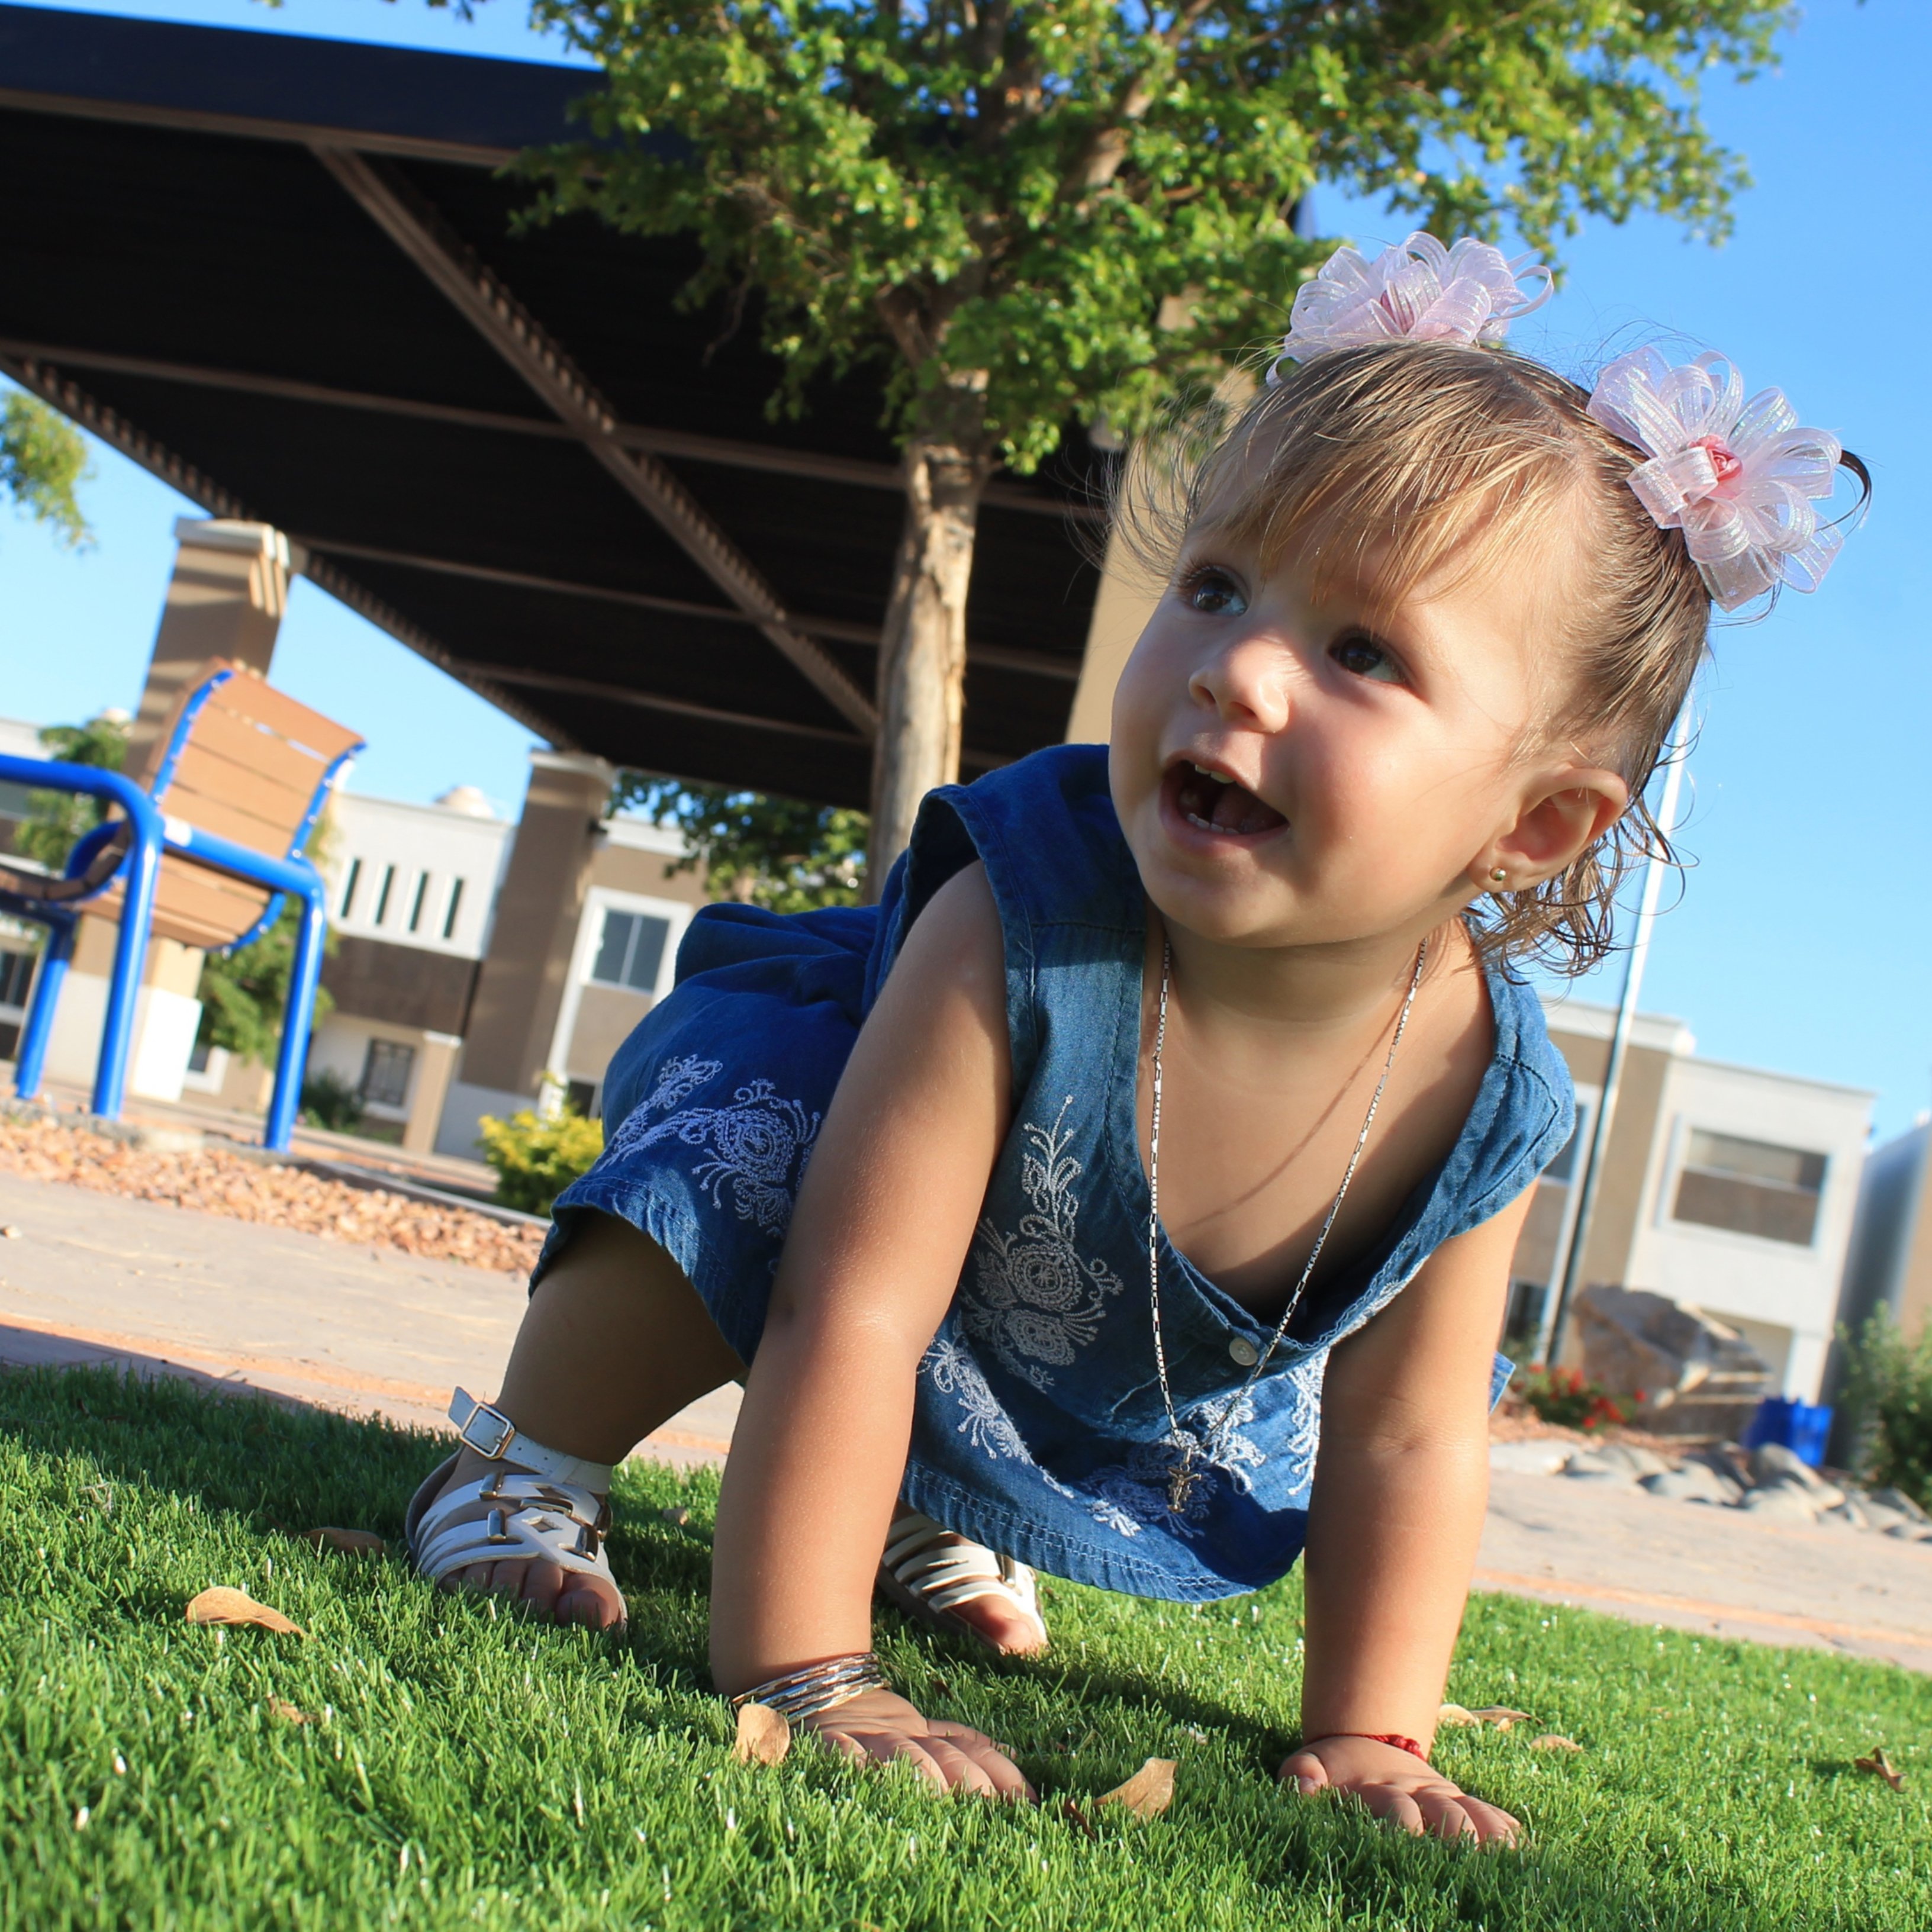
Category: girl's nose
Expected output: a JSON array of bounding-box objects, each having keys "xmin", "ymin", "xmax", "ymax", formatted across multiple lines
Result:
[{"xmin": 1189, "ymin": 636, "xmax": 1292, "ymax": 733}]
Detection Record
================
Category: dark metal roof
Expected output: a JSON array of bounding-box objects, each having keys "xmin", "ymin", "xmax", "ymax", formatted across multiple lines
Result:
[{"xmin": 0, "ymin": 5, "xmax": 1105, "ymax": 806}]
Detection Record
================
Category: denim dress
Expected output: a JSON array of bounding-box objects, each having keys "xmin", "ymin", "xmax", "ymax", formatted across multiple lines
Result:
[{"xmin": 543, "ymin": 744, "xmax": 1574, "ymax": 1602}]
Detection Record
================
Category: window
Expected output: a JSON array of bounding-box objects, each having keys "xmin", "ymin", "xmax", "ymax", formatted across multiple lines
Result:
[
  {"xmin": 373, "ymin": 864, "xmax": 397, "ymax": 926},
  {"xmin": 590, "ymin": 909, "xmax": 671, "ymax": 994},
  {"xmin": 359, "ymin": 1038, "xmax": 416, "ymax": 1110},
  {"xmin": 339, "ymin": 857, "xmax": 363, "ymax": 919},
  {"xmin": 1673, "ymin": 1129, "xmax": 1826, "ymax": 1247},
  {"xmin": 407, "ymin": 872, "xmax": 430, "ymax": 933},
  {"xmin": 565, "ymin": 1078, "xmax": 600, "ymax": 1120},
  {"xmin": 442, "ymin": 877, "xmax": 465, "ymax": 940},
  {"xmin": 0, "ymin": 950, "xmax": 34, "ymax": 1010},
  {"xmin": 187, "ymin": 1036, "xmax": 214, "ymax": 1076}
]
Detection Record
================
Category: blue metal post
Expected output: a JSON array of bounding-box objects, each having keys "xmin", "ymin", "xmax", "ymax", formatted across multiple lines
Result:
[
  {"xmin": 92, "ymin": 813, "xmax": 162, "ymax": 1119},
  {"xmin": 0, "ymin": 756, "xmax": 167, "ymax": 1122},
  {"xmin": 265, "ymin": 870, "xmax": 329, "ymax": 1152},
  {"xmin": 12, "ymin": 912, "xmax": 73, "ymax": 1101}
]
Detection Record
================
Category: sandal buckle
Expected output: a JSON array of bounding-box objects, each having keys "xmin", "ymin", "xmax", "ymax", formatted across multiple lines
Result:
[{"xmin": 451, "ymin": 1387, "xmax": 517, "ymax": 1463}]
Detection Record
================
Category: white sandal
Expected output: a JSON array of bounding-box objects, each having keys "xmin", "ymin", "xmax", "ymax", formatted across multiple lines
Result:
[
  {"xmin": 877, "ymin": 1509, "xmax": 1047, "ymax": 1653},
  {"xmin": 405, "ymin": 1389, "xmax": 624, "ymax": 1624}
]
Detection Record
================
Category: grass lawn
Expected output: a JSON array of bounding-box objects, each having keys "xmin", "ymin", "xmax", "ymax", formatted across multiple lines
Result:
[{"xmin": 4, "ymin": 1366, "xmax": 1927, "ymax": 1931}]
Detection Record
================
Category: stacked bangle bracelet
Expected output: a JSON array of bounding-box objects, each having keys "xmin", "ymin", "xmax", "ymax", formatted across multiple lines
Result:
[{"xmin": 725, "ymin": 1653, "xmax": 890, "ymax": 1724}]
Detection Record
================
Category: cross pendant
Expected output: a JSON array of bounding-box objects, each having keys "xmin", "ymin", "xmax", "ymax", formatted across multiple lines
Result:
[{"xmin": 1166, "ymin": 1456, "xmax": 1198, "ymax": 1514}]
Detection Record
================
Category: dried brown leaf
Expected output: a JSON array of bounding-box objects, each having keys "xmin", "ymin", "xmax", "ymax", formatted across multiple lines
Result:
[
  {"xmin": 661, "ymin": 1506, "xmax": 691, "ymax": 1527},
  {"xmin": 1437, "ymin": 1703, "xmax": 1479, "ymax": 1727},
  {"xmin": 185, "ymin": 1587, "xmax": 305, "ymax": 1637},
  {"xmin": 732, "ymin": 1702, "xmax": 791, "ymax": 1767},
  {"xmin": 1528, "ymin": 1733, "xmax": 1582, "ymax": 1753},
  {"xmin": 267, "ymin": 1696, "xmax": 310, "ymax": 1724},
  {"xmin": 1854, "ymin": 1747, "xmax": 1905, "ymax": 1792},
  {"xmin": 1099, "ymin": 1757, "xmax": 1177, "ymax": 1819},
  {"xmin": 1470, "ymin": 1706, "xmax": 1534, "ymax": 1730},
  {"xmin": 300, "ymin": 1527, "xmax": 385, "ymax": 1556}
]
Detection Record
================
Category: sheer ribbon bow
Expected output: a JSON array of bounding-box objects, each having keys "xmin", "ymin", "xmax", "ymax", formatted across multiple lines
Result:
[
  {"xmin": 1587, "ymin": 348, "xmax": 1845, "ymax": 611},
  {"xmin": 1273, "ymin": 233, "xmax": 1551, "ymax": 372}
]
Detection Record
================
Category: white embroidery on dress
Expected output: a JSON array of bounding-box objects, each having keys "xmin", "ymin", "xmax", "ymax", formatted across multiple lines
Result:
[
  {"xmin": 964, "ymin": 1099, "xmax": 1124, "ymax": 1392},
  {"xmin": 922, "ymin": 1335, "xmax": 1032, "ymax": 1461},
  {"xmin": 641, "ymin": 1054, "xmax": 722, "ymax": 1116},
  {"xmin": 609, "ymin": 1076, "xmax": 819, "ymax": 1239}
]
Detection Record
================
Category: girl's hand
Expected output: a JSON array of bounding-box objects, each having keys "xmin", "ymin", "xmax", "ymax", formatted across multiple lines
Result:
[
  {"xmin": 1281, "ymin": 1735, "xmax": 1520, "ymax": 1844},
  {"xmin": 803, "ymin": 1688, "xmax": 1035, "ymax": 1802}
]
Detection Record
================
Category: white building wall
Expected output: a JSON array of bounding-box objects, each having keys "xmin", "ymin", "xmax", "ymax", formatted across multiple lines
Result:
[
  {"xmin": 321, "ymin": 790, "xmax": 513, "ymax": 960},
  {"xmin": 1626, "ymin": 1056, "xmax": 1872, "ymax": 1403}
]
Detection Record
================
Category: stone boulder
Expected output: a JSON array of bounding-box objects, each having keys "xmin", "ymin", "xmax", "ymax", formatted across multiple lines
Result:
[{"xmin": 1573, "ymin": 1286, "xmax": 1772, "ymax": 1438}]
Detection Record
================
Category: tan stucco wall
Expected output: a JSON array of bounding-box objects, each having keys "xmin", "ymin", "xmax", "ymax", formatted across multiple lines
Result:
[{"xmin": 458, "ymin": 756, "xmax": 611, "ymax": 1096}]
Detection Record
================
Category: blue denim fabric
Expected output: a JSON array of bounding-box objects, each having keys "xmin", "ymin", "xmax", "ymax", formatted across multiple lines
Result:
[{"xmin": 545, "ymin": 744, "xmax": 1573, "ymax": 1601}]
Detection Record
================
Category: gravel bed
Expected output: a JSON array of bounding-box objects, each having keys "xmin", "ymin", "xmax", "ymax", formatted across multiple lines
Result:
[{"xmin": 0, "ymin": 1113, "xmax": 544, "ymax": 1276}]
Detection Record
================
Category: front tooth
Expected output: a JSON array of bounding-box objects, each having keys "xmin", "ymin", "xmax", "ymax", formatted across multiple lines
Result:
[{"xmin": 1192, "ymin": 764, "xmax": 1231, "ymax": 783}]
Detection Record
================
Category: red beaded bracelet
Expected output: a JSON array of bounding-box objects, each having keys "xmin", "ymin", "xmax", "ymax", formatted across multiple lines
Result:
[{"xmin": 1302, "ymin": 1732, "xmax": 1429, "ymax": 1763}]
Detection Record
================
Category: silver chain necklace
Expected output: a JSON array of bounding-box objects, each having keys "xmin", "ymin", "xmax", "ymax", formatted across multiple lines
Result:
[{"xmin": 1147, "ymin": 932, "xmax": 1430, "ymax": 1514}]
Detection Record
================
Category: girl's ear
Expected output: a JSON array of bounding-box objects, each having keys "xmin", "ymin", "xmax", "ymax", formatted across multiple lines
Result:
[{"xmin": 1472, "ymin": 770, "xmax": 1629, "ymax": 893}]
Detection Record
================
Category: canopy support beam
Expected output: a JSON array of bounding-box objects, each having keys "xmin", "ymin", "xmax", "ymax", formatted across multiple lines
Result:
[{"xmin": 311, "ymin": 143, "xmax": 878, "ymax": 739}]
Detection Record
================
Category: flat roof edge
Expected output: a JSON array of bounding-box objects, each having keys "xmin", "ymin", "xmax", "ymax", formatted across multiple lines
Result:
[{"xmin": 0, "ymin": 4, "xmax": 601, "ymax": 159}]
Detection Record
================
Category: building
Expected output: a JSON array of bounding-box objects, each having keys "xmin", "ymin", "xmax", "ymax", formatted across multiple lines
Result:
[
  {"xmin": 1836, "ymin": 1120, "xmax": 1932, "ymax": 1346},
  {"xmin": 173, "ymin": 751, "xmax": 710, "ymax": 1157},
  {"xmin": 1510, "ymin": 999, "xmax": 1873, "ymax": 1404}
]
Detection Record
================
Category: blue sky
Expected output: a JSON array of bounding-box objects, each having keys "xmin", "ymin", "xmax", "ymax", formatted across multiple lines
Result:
[{"xmin": 2, "ymin": 0, "xmax": 1927, "ymax": 1135}]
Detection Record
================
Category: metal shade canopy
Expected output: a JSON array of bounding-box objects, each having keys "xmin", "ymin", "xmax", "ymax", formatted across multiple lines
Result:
[{"xmin": 0, "ymin": 5, "xmax": 1108, "ymax": 806}]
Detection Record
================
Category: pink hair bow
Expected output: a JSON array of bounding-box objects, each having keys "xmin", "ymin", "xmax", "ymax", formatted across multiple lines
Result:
[
  {"xmin": 1273, "ymin": 232, "xmax": 1553, "ymax": 372},
  {"xmin": 1586, "ymin": 347, "xmax": 1845, "ymax": 611}
]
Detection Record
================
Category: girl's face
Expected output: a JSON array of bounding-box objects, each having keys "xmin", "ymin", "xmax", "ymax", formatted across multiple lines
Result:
[{"xmin": 1109, "ymin": 500, "xmax": 1615, "ymax": 954}]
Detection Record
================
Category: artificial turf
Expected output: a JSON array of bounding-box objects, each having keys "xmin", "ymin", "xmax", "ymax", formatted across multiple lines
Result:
[{"xmin": 2, "ymin": 1365, "xmax": 1927, "ymax": 1931}]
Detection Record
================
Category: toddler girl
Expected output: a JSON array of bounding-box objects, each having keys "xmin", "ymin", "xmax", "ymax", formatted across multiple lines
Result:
[{"xmin": 406, "ymin": 234, "xmax": 1862, "ymax": 1841}]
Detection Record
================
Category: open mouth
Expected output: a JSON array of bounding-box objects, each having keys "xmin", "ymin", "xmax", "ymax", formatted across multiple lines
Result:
[{"xmin": 1167, "ymin": 762, "xmax": 1289, "ymax": 839}]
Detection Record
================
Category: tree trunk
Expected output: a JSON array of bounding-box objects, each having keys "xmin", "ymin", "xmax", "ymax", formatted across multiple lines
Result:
[{"xmin": 866, "ymin": 401, "xmax": 993, "ymax": 889}]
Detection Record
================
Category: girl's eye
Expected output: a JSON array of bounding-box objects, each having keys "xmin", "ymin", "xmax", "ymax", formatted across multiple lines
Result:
[
  {"xmin": 1181, "ymin": 568, "xmax": 1248, "ymax": 617},
  {"xmin": 1331, "ymin": 634, "xmax": 1403, "ymax": 684}
]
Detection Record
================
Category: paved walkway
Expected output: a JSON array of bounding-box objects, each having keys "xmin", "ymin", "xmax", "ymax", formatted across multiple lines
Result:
[{"xmin": 2, "ymin": 1167, "xmax": 1928, "ymax": 1673}]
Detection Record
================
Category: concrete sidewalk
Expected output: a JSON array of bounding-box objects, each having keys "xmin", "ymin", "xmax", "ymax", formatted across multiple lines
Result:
[
  {"xmin": 2, "ymin": 1167, "xmax": 1928, "ymax": 1673},
  {"xmin": 0, "ymin": 1167, "xmax": 738, "ymax": 1464}
]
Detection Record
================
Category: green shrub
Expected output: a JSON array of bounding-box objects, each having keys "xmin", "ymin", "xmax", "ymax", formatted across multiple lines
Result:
[
  {"xmin": 478, "ymin": 1106, "xmax": 603, "ymax": 1216},
  {"xmin": 1839, "ymin": 1312, "xmax": 1932, "ymax": 1509},
  {"xmin": 298, "ymin": 1070, "xmax": 363, "ymax": 1133}
]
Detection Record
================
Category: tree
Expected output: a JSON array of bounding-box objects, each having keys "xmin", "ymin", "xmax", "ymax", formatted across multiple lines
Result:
[
  {"xmin": 196, "ymin": 899, "xmax": 337, "ymax": 1065},
  {"xmin": 1, "ymin": 390, "xmax": 92, "ymax": 549},
  {"xmin": 522, "ymin": 0, "xmax": 1786, "ymax": 875},
  {"xmin": 16, "ymin": 713, "xmax": 129, "ymax": 871},
  {"xmin": 613, "ymin": 771, "xmax": 868, "ymax": 912}
]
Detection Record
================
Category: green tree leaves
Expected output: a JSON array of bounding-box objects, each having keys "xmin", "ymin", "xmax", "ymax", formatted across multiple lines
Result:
[
  {"xmin": 0, "ymin": 392, "xmax": 92, "ymax": 549},
  {"xmin": 524, "ymin": 0, "xmax": 1788, "ymax": 471},
  {"xmin": 613, "ymin": 774, "xmax": 868, "ymax": 913}
]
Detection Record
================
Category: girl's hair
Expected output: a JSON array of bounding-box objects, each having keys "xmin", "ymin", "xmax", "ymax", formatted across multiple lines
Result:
[{"xmin": 1112, "ymin": 339, "xmax": 1864, "ymax": 978}]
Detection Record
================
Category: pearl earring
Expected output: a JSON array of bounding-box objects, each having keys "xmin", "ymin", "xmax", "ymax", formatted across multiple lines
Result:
[{"xmin": 1489, "ymin": 867, "xmax": 1508, "ymax": 884}]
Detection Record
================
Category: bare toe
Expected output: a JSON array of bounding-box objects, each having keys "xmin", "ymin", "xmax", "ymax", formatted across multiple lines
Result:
[{"xmin": 946, "ymin": 1591, "xmax": 1047, "ymax": 1656}]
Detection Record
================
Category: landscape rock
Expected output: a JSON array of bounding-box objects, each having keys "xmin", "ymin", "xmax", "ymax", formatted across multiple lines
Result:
[
  {"xmin": 1489, "ymin": 1440, "xmax": 1572, "ymax": 1476},
  {"xmin": 1642, "ymin": 1463, "xmax": 1741, "ymax": 1506},
  {"xmin": 1868, "ymin": 1487, "xmax": 1930, "ymax": 1525},
  {"xmin": 1749, "ymin": 1442, "xmax": 1832, "ymax": 1493},
  {"xmin": 1740, "ymin": 1484, "xmax": 1821, "ymax": 1521},
  {"xmin": 1573, "ymin": 1286, "xmax": 1770, "ymax": 1438},
  {"xmin": 1561, "ymin": 1451, "xmax": 1637, "ymax": 1482},
  {"xmin": 1857, "ymin": 1500, "xmax": 1912, "ymax": 1535},
  {"xmin": 1818, "ymin": 1499, "xmax": 1872, "ymax": 1531}
]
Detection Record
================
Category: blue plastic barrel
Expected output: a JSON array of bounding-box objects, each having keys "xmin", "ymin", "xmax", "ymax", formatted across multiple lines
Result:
[{"xmin": 1743, "ymin": 1397, "xmax": 1835, "ymax": 1469}]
